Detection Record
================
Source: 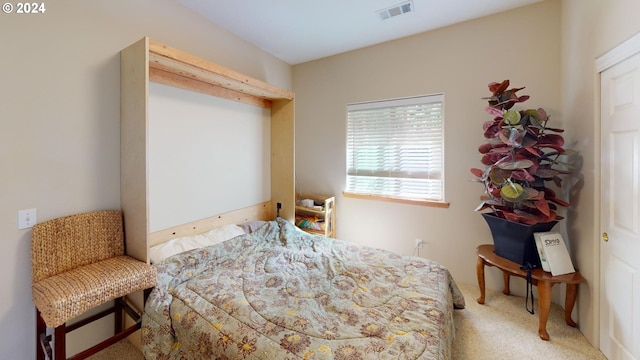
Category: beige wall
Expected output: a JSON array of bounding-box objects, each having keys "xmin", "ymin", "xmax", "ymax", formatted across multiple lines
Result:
[
  {"xmin": 293, "ymin": 0, "xmax": 562, "ymax": 310},
  {"xmin": 0, "ymin": 0, "xmax": 291, "ymax": 357},
  {"xmin": 561, "ymin": 0, "xmax": 640, "ymax": 346}
]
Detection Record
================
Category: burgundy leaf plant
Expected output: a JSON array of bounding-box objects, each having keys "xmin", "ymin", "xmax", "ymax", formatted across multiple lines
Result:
[{"xmin": 471, "ymin": 80, "xmax": 574, "ymax": 225}]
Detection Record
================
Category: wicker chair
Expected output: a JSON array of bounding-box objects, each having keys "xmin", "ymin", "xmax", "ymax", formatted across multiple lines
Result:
[{"xmin": 31, "ymin": 210, "xmax": 156, "ymax": 360}]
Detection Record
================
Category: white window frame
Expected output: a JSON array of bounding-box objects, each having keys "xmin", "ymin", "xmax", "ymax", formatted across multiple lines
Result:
[{"xmin": 344, "ymin": 94, "xmax": 447, "ymax": 206}]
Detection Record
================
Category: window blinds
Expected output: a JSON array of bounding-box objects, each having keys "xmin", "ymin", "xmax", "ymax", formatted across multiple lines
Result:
[{"xmin": 346, "ymin": 94, "xmax": 444, "ymax": 201}]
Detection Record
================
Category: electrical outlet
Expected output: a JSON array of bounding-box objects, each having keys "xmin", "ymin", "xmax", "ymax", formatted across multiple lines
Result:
[
  {"xmin": 18, "ymin": 208, "xmax": 37, "ymax": 229},
  {"xmin": 415, "ymin": 238, "xmax": 423, "ymax": 248}
]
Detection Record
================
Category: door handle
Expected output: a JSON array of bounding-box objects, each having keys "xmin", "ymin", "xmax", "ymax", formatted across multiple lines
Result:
[{"xmin": 602, "ymin": 232, "xmax": 609, "ymax": 242}]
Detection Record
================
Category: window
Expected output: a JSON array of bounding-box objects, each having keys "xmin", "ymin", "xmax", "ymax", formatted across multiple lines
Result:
[{"xmin": 345, "ymin": 94, "xmax": 445, "ymax": 203}]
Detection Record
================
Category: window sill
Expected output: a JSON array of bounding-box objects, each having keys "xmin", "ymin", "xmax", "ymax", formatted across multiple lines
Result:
[{"xmin": 342, "ymin": 192, "xmax": 450, "ymax": 208}]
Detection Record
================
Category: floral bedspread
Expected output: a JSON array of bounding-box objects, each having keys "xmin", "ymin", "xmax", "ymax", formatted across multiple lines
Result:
[{"xmin": 142, "ymin": 219, "xmax": 465, "ymax": 359}]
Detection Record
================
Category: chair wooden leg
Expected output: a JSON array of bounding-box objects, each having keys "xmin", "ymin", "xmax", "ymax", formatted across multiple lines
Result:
[
  {"xmin": 36, "ymin": 289, "xmax": 153, "ymax": 360},
  {"xmin": 115, "ymin": 297, "xmax": 124, "ymax": 333},
  {"xmin": 53, "ymin": 324, "xmax": 66, "ymax": 360},
  {"xmin": 36, "ymin": 309, "xmax": 46, "ymax": 360},
  {"xmin": 144, "ymin": 288, "xmax": 152, "ymax": 303}
]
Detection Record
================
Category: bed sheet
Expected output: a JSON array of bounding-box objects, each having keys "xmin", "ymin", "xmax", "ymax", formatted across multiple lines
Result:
[{"xmin": 142, "ymin": 218, "xmax": 465, "ymax": 359}]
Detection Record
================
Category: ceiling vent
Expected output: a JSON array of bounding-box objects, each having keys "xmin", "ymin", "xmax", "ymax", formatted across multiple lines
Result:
[{"xmin": 377, "ymin": 0, "xmax": 414, "ymax": 20}]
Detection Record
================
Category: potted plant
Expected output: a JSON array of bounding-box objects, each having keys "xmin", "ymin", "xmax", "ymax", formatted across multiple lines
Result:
[{"xmin": 471, "ymin": 80, "xmax": 574, "ymax": 266}]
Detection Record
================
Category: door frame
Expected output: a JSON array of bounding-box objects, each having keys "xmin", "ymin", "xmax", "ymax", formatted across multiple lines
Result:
[{"xmin": 595, "ymin": 32, "xmax": 640, "ymax": 349}]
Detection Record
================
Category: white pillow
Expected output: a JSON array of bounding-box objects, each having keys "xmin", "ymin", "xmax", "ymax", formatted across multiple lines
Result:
[{"xmin": 149, "ymin": 224, "xmax": 246, "ymax": 263}]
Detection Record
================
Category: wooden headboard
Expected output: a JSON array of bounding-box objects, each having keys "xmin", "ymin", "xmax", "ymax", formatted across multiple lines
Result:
[
  {"xmin": 120, "ymin": 37, "xmax": 295, "ymax": 263},
  {"xmin": 149, "ymin": 201, "xmax": 272, "ymax": 247}
]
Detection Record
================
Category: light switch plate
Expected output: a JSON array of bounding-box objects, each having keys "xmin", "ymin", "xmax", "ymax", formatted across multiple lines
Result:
[{"xmin": 18, "ymin": 208, "xmax": 37, "ymax": 229}]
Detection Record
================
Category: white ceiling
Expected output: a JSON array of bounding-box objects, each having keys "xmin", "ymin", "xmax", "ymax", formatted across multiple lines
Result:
[{"xmin": 179, "ymin": 0, "xmax": 542, "ymax": 65}]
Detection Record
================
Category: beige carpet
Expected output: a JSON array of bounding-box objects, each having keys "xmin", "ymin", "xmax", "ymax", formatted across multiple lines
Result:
[
  {"xmin": 87, "ymin": 339, "xmax": 144, "ymax": 360},
  {"xmin": 89, "ymin": 282, "xmax": 606, "ymax": 359},
  {"xmin": 452, "ymin": 282, "xmax": 606, "ymax": 359}
]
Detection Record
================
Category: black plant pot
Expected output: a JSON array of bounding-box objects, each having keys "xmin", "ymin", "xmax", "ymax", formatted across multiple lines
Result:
[{"xmin": 481, "ymin": 213, "xmax": 557, "ymax": 267}]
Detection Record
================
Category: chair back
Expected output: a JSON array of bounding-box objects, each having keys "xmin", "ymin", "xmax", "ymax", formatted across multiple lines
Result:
[{"xmin": 31, "ymin": 210, "xmax": 125, "ymax": 283}]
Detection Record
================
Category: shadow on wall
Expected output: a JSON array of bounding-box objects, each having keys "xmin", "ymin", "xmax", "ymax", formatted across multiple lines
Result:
[
  {"xmin": 87, "ymin": 52, "xmax": 122, "ymax": 203},
  {"xmin": 560, "ymin": 146, "xmax": 585, "ymax": 255}
]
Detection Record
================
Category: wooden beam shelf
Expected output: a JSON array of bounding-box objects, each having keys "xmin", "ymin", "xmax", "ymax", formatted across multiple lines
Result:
[{"xmin": 148, "ymin": 39, "xmax": 293, "ymax": 108}]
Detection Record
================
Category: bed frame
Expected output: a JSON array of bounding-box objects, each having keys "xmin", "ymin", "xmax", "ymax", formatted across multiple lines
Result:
[{"xmin": 120, "ymin": 37, "xmax": 295, "ymax": 263}]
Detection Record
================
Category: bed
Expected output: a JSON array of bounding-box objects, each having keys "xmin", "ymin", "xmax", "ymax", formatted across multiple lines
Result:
[
  {"xmin": 122, "ymin": 39, "xmax": 464, "ymax": 359},
  {"xmin": 141, "ymin": 218, "xmax": 465, "ymax": 359}
]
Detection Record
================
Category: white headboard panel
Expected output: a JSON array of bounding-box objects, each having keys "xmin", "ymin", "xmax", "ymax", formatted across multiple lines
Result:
[{"xmin": 148, "ymin": 82, "xmax": 271, "ymax": 232}]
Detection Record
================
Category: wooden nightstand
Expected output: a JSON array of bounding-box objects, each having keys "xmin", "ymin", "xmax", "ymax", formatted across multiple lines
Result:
[{"xmin": 476, "ymin": 244, "xmax": 584, "ymax": 340}]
